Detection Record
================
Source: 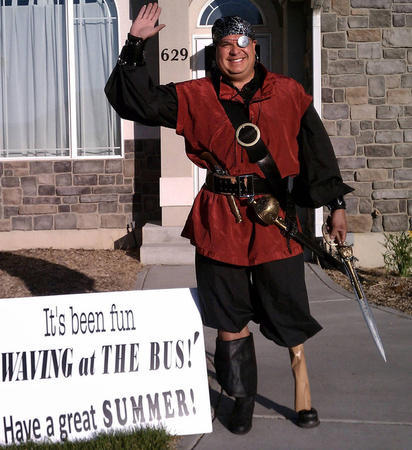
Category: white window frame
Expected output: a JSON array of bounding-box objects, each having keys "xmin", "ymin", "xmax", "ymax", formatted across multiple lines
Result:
[
  {"xmin": 312, "ymin": 8, "xmax": 323, "ymax": 238},
  {"xmin": 0, "ymin": 0, "xmax": 123, "ymax": 161}
]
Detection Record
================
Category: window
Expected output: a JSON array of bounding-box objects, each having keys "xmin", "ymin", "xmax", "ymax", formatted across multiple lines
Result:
[
  {"xmin": 0, "ymin": 0, "xmax": 120, "ymax": 159},
  {"xmin": 199, "ymin": 0, "xmax": 263, "ymax": 27}
]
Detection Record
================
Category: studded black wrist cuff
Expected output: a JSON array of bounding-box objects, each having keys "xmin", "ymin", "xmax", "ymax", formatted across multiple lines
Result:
[
  {"xmin": 118, "ymin": 35, "xmax": 145, "ymax": 66},
  {"xmin": 327, "ymin": 196, "xmax": 346, "ymax": 212}
]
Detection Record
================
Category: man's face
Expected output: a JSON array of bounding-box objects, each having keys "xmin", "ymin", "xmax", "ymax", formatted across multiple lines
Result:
[{"xmin": 215, "ymin": 35, "xmax": 257, "ymax": 86}]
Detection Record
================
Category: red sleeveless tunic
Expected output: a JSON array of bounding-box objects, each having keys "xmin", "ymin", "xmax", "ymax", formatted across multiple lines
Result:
[{"xmin": 175, "ymin": 70, "xmax": 312, "ymax": 266}]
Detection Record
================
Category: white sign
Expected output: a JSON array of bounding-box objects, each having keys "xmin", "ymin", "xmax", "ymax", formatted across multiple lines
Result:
[{"xmin": 0, "ymin": 288, "xmax": 212, "ymax": 445}]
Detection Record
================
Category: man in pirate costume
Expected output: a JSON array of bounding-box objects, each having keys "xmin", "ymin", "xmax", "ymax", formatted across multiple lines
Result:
[{"xmin": 106, "ymin": 3, "xmax": 352, "ymax": 435}]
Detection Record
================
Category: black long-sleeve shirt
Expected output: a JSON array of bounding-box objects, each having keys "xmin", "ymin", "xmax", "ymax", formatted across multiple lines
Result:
[{"xmin": 105, "ymin": 54, "xmax": 352, "ymax": 207}]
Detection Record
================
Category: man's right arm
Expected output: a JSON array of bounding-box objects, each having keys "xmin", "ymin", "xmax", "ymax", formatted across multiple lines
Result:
[{"xmin": 104, "ymin": 3, "xmax": 177, "ymax": 128}]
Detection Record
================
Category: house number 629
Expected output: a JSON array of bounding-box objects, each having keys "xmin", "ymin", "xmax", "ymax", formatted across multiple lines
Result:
[{"xmin": 161, "ymin": 48, "xmax": 189, "ymax": 61}]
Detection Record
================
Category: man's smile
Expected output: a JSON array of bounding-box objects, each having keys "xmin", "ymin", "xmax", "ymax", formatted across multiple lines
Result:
[{"xmin": 215, "ymin": 34, "xmax": 257, "ymax": 88}]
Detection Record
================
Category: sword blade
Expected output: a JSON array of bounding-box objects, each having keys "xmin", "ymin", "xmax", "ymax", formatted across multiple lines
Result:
[{"xmin": 342, "ymin": 260, "xmax": 387, "ymax": 362}]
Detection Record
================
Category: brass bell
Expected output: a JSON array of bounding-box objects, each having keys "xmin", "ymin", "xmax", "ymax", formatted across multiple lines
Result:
[{"xmin": 248, "ymin": 195, "xmax": 280, "ymax": 225}]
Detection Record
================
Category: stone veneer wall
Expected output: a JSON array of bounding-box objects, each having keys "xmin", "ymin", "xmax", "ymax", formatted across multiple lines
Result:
[
  {"xmin": 0, "ymin": 140, "xmax": 160, "ymax": 235},
  {"xmin": 321, "ymin": 0, "xmax": 412, "ymax": 233}
]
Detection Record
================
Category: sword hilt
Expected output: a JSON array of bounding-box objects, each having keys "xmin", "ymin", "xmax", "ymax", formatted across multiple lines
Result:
[
  {"xmin": 338, "ymin": 247, "xmax": 364, "ymax": 300},
  {"xmin": 322, "ymin": 221, "xmax": 363, "ymax": 298}
]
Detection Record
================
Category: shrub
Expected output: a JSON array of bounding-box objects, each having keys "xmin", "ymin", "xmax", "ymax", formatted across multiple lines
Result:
[{"xmin": 383, "ymin": 231, "xmax": 412, "ymax": 277}]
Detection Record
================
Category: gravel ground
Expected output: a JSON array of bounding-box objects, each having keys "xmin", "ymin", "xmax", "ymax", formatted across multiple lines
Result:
[
  {"xmin": 0, "ymin": 249, "xmax": 410, "ymax": 315},
  {"xmin": 0, "ymin": 249, "xmax": 142, "ymax": 298},
  {"xmin": 325, "ymin": 266, "xmax": 411, "ymax": 315}
]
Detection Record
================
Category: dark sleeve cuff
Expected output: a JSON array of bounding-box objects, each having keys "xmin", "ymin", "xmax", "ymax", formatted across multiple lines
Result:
[
  {"xmin": 118, "ymin": 35, "xmax": 146, "ymax": 66},
  {"xmin": 127, "ymin": 33, "xmax": 141, "ymax": 43},
  {"xmin": 326, "ymin": 195, "xmax": 346, "ymax": 212}
]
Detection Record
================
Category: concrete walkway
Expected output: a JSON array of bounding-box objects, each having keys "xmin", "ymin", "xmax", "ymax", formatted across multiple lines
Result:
[{"xmin": 136, "ymin": 263, "xmax": 412, "ymax": 450}]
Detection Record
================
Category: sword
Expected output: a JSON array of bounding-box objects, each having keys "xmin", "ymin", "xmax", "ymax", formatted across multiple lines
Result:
[
  {"xmin": 249, "ymin": 196, "xmax": 387, "ymax": 362},
  {"xmin": 249, "ymin": 196, "xmax": 345, "ymax": 271},
  {"xmin": 333, "ymin": 242, "xmax": 387, "ymax": 362},
  {"xmin": 319, "ymin": 222, "xmax": 387, "ymax": 362}
]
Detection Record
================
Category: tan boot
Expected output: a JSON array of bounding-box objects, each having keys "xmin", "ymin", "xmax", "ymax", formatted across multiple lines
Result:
[{"xmin": 289, "ymin": 344, "xmax": 319, "ymax": 428}]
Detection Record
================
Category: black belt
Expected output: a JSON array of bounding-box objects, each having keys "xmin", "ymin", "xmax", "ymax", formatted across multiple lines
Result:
[{"xmin": 205, "ymin": 172, "xmax": 272, "ymax": 198}]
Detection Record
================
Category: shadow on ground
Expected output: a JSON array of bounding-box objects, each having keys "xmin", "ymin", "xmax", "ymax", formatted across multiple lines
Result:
[{"xmin": 0, "ymin": 252, "xmax": 95, "ymax": 297}]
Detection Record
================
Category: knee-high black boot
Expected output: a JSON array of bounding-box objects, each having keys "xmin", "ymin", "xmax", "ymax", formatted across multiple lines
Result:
[{"xmin": 214, "ymin": 334, "xmax": 257, "ymax": 434}]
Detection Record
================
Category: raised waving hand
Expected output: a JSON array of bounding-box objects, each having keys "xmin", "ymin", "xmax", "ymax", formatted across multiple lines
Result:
[{"xmin": 130, "ymin": 3, "xmax": 165, "ymax": 40}]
